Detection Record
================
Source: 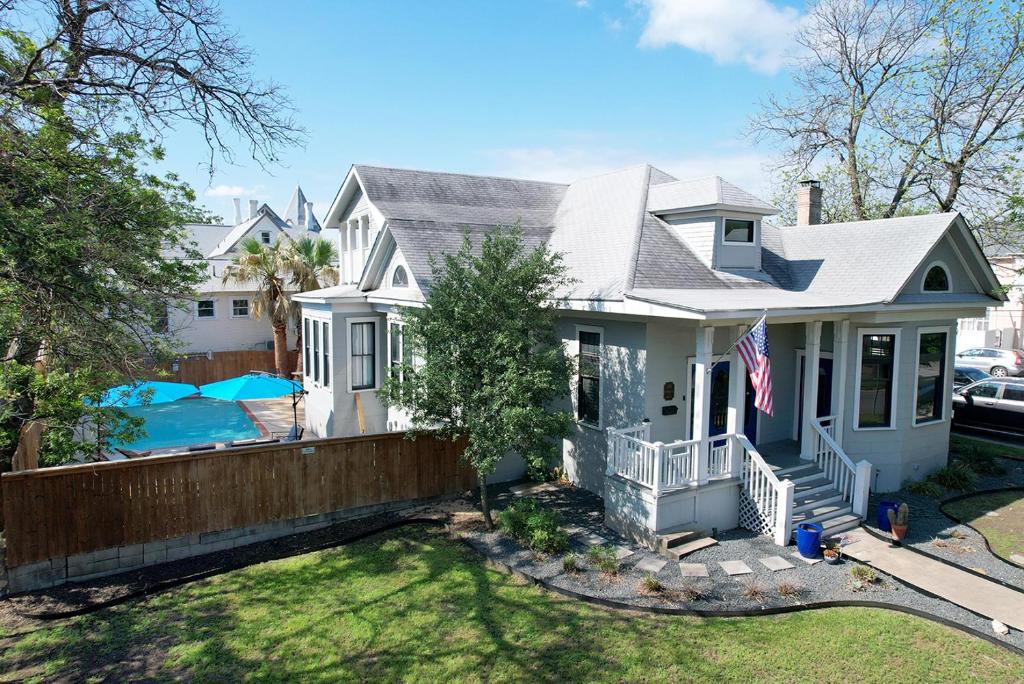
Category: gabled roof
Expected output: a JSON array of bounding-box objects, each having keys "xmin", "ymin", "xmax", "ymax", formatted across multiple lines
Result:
[
  {"xmin": 208, "ymin": 205, "xmax": 290, "ymax": 257},
  {"xmin": 646, "ymin": 176, "xmax": 778, "ymax": 215}
]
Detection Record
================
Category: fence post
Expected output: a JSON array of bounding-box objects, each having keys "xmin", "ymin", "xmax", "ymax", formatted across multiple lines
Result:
[
  {"xmin": 729, "ymin": 435, "xmax": 743, "ymax": 478},
  {"xmin": 852, "ymin": 460, "xmax": 873, "ymax": 518},
  {"xmin": 774, "ymin": 480, "xmax": 795, "ymax": 546}
]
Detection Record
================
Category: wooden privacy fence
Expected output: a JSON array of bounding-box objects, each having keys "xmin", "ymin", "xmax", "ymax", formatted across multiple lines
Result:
[
  {"xmin": 148, "ymin": 350, "xmax": 299, "ymax": 386},
  {"xmin": 1, "ymin": 433, "xmax": 473, "ymax": 568}
]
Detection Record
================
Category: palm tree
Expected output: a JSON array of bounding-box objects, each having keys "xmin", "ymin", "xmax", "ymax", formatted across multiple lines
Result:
[
  {"xmin": 285, "ymin": 236, "xmax": 339, "ymax": 374},
  {"xmin": 222, "ymin": 237, "xmax": 293, "ymax": 376}
]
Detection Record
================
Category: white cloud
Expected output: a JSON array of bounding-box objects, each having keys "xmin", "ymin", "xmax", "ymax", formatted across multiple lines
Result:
[
  {"xmin": 485, "ymin": 144, "xmax": 776, "ymax": 199},
  {"xmin": 603, "ymin": 16, "xmax": 625, "ymax": 33},
  {"xmin": 636, "ymin": 0, "xmax": 803, "ymax": 75},
  {"xmin": 204, "ymin": 184, "xmax": 259, "ymax": 198},
  {"xmin": 574, "ymin": 0, "xmax": 590, "ymax": 7}
]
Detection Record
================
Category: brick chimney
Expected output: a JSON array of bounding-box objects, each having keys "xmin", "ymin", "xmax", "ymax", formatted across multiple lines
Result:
[{"xmin": 797, "ymin": 180, "xmax": 822, "ymax": 226}]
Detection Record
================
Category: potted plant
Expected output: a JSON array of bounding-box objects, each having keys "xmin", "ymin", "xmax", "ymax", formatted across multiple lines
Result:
[
  {"xmin": 887, "ymin": 503, "xmax": 909, "ymax": 544},
  {"xmin": 823, "ymin": 541, "xmax": 842, "ymax": 564}
]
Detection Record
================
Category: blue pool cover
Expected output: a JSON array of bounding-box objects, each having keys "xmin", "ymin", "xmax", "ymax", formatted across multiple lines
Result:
[
  {"xmin": 199, "ymin": 373, "xmax": 302, "ymax": 401},
  {"xmin": 109, "ymin": 398, "xmax": 261, "ymax": 451}
]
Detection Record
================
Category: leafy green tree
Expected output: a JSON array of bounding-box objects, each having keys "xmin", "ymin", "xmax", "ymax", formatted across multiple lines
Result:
[
  {"xmin": 380, "ymin": 227, "xmax": 574, "ymax": 528},
  {"xmin": 222, "ymin": 237, "xmax": 295, "ymax": 376},
  {"xmin": 286, "ymin": 236, "xmax": 340, "ymax": 374}
]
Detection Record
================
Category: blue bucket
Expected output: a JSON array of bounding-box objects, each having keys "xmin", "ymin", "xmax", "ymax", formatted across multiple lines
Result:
[
  {"xmin": 877, "ymin": 501, "xmax": 899, "ymax": 532},
  {"xmin": 795, "ymin": 522, "xmax": 824, "ymax": 558}
]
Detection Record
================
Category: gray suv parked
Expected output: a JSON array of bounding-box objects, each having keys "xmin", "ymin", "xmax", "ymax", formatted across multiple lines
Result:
[{"xmin": 954, "ymin": 348, "xmax": 1024, "ymax": 377}]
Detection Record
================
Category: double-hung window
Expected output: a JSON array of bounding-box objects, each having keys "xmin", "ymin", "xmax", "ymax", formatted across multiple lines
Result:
[
  {"xmin": 577, "ymin": 327, "xmax": 602, "ymax": 427},
  {"xmin": 389, "ymin": 322, "xmax": 403, "ymax": 382},
  {"xmin": 196, "ymin": 300, "xmax": 215, "ymax": 319},
  {"xmin": 915, "ymin": 328, "xmax": 948, "ymax": 425},
  {"xmin": 231, "ymin": 298, "xmax": 249, "ymax": 317},
  {"xmin": 303, "ymin": 319, "xmax": 311, "ymax": 378},
  {"xmin": 856, "ymin": 330, "xmax": 899, "ymax": 429},
  {"xmin": 350, "ymin": 320, "xmax": 376, "ymax": 391},
  {"xmin": 312, "ymin": 320, "xmax": 320, "ymax": 383},
  {"xmin": 321, "ymin": 322, "xmax": 330, "ymax": 387}
]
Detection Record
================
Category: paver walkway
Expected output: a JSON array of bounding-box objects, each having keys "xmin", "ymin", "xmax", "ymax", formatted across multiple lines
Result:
[{"xmin": 843, "ymin": 528, "xmax": 1024, "ymax": 631}]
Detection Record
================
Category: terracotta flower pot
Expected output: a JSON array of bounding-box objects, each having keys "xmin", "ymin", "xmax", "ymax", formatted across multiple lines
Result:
[{"xmin": 890, "ymin": 523, "xmax": 908, "ymax": 544}]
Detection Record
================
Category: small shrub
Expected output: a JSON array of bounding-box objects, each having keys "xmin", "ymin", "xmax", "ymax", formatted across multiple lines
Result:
[
  {"xmin": 678, "ymin": 581, "xmax": 710, "ymax": 602},
  {"xmin": 850, "ymin": 564, "xmax": 878, "ymax": 584},
  {"xmin": 639, "ymin": 573, "xmax": 664, "ymax": 594},
  {"xmin": 905, "ymin": 478, "xmax": 942, "ymax": 497},
  {"xmin": 959, "ymin": 449, "xmax": 1006, "ymax": 476},
  {"xmin": 586, "ymin": 545, "xmax": 619, "ymax": 576},
  {"xmin": 496, "ymin": 499, "xmax": 568, "ymax": 554},
  {"xmin": 930, "ymin": 461, "xmax": 976, "ymax": 491},
  {"xmin": 562, "ymin": 553, "xmax": 582, "ymax": 574},
  {"xmin": 777, "ymin": 581, "xmax": 802, "ymax": 598},
  {"xmin": 740, "ymin": 579, "xmax": 768, "ymax": 604}
]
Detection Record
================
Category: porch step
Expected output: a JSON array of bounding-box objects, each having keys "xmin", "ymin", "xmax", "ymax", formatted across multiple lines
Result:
[
  {"xmin": 773, "ymin": 462, "xmax": 820, "ymax": 479},
  {"xmin": 661, "ymin": 536, "xmax": 718, "ymax": 561},
  {"xmin": 793, "ymin": 493, "xmax": 844, "ymax": 514},
  {"xmin": 792, "ymin": 503, "xmax": 852, "ymax": 526},
  {"xmin": 792, "ymin": 479, "xmax": 835, "ymax": 499},
  {"xmin": 658, "ymin": 528, "xmax": 702, "ymax": 552},
  {"xmin": 790, "ymin": 471, "xmax": 829, "ymax": 486},
  {"xmin": 790, "ymin": 512, "xmax": 861, "ymax": 539}
]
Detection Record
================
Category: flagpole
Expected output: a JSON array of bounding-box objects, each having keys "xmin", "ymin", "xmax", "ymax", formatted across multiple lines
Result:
[{"xmin": 706, "ymin": 310, "xmax": 768, "ymax": 374}]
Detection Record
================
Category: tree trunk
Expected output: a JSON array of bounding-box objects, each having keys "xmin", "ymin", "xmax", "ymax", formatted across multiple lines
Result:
[
  {"xmin": 272, "ymin": 322, "xmax": 289, "ymax": 377},
  {"xmin": 478, "ymin": 470, "xmax": 493, "ymax": 530}
]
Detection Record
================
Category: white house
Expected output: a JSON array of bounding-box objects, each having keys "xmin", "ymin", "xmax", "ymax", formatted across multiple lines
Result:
[
  {"xmin": 161, "ymin": 186, "xmax": 331, "ymax": 354},
  {"xmin": 956, "ymin": 251, "xmax": 1023, "ymax": 352},
  {"xmin": 294, "ymin": 165, "xmax": 1003, "ymax": 550}
]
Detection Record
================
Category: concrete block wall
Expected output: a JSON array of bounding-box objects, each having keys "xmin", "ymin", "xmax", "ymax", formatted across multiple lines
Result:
[{"xmin": 4, "ymin": 495, "xmax": 446, "ymax": 595}]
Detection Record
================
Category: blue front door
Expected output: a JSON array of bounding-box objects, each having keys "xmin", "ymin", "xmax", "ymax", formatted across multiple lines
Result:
[{"xmin": 689, "ymin": 362, "xmax": 758, "ymax": 442}]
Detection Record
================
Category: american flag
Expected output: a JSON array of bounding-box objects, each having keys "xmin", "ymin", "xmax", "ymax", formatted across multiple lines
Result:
[{"xmin": 737, "ymin": 313, "xmax": 774, "ymax": 416}]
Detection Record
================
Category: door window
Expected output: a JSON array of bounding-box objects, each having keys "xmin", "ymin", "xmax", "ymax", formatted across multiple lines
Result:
[{"xmin": 967, "ymin": 382, "xmax": 1000, "ymax": 399}]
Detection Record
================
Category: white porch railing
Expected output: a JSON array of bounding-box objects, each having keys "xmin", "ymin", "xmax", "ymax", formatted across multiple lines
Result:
[
  {"xmin": 606, "ymin": 426, "xmax": 794, "ymax": 545},
  {"xmin": 811, "ymin": 416, "xmax": 872, "ymax": 518},
  {"xmin": 736, "ymin": 435, "xmax": 794, "ymax": 546}
]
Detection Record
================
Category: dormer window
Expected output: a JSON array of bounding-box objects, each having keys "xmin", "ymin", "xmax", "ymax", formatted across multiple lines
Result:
[
  {"xmin": 723, "ymin": 218, "xmax": 755, "ymax": 244},
  {"xmin": 260, "ymin": 230, "xmax": 272, "ymax": 245},
  {"xmin": 922, "ymin": 262, "xmax": 951, "ymax": 292}
]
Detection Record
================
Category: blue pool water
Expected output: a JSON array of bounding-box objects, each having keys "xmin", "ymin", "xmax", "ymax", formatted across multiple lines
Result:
[{"xmin": 110, "ymin": 398, "xmax": 262, "ymax": 450}]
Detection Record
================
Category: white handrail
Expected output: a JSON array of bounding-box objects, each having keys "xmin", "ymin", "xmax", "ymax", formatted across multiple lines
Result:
[
  {"xmin": 736, "ymin": 434, "xmax": 794, "ymax": 546},
  {"xmin": 811, "ymin": 418, "xmax": 872, "ymax": 518}
]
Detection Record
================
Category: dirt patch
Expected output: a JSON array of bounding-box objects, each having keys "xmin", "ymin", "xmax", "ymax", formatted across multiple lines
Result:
[{"xmin": 943, "ymin": 490, "xmax": 1024, "ymax": 565}]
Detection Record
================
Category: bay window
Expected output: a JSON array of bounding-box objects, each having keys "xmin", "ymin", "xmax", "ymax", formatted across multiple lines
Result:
[
  {"xmin": 915, "ymin": 328, "xmax": 948, "ymax": 425},
  {"xmin": 856, "ymin": 330, "xmax": 899, "ymax": 429},
  {"xmin": 350, "ymin": 320, "xmax": 377, "ymax": 391}
]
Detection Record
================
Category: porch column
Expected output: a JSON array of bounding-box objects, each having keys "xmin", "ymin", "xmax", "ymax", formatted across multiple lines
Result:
[
  {"xmin": 800, "ymin": 321, "xmax": 822, "ymax": 460},
  {"xmin": 693, "ymin": 326, "xmax": 714, "ymax": 485},
  {"xmin": 726, "ymin": 324, "xmax": 747, "ymax": 478},
  {"xmin": 832, "ymin": 320, "xmax": 850, "ymax": 447}
]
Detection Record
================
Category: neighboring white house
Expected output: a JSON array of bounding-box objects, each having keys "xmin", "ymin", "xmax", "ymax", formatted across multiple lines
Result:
[
  {"xmin": 956, "ymin": 252, "xmax": 1023, "ymax": 352},
  {"xmin": 161, "ymin": 186, "xmax": 332, "ymax": 354},
  {"xmin": 294, "ymin": 165, "xmax": 1004, "ymax": 550}
]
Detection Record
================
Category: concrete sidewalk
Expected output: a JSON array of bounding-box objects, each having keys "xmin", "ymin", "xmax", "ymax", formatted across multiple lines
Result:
[{"xmin": 843, "ymin": 528, "xmax": 1024, "ymax": 632}]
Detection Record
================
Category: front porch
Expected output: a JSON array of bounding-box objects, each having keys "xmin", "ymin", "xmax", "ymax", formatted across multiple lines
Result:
[{"xmin": 603, "ymin": 318, "xmax": 873, "ymax": 550}]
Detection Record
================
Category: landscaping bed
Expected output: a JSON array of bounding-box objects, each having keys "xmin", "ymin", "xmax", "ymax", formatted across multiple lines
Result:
[
  {"xmin": 459, "ymin": 483, "xmax": 1024, "ymax": 651},
  {"xmin": 2, "ymin": 524, "xmax": 1021, "ymax": 682}
]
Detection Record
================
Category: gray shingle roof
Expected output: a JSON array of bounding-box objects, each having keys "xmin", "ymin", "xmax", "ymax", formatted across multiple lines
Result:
[{"xmin": 647, "ymin": 176, "xmax": 778, "ymax": 215}]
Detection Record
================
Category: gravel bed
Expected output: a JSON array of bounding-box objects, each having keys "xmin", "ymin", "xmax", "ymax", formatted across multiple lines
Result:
[
  {"xmin": 866, "ymin": 457, "xmax": 1024, "ymax": 589},
  {"xmin": 461, "ymin": 482, "xmax": 1024, "ymax": 651}
]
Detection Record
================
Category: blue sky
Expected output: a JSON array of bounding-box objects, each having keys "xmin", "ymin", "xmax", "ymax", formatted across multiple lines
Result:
[{"xmin": 161, "ymin": 0, "xmax": 806, "ymax": 223}]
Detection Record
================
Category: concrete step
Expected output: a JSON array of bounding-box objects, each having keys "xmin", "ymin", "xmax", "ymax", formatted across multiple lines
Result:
[
  {"xmin": 792, "ymin": 504, "xmax": 852, "ymax": 526},
  {"xmin": 662, "ymin": 536, "xmax": 718, "ymax": 561},
  {"xmin": 658, "ymin": 528, "xmax": 702, "ymax": 552},
  {"xmin": 793, "ymin": 493, "xmax": 843, "ymax": 514}
]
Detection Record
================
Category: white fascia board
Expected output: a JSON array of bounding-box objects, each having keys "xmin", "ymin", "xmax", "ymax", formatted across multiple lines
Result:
[{"xmin": 358, "ymin": 223, "xmax": 394, "ymax": 291}]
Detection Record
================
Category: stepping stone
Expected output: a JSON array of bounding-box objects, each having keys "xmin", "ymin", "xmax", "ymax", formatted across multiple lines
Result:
[
  {"xmin": 635, "ymin": 556, "xmax": 667, "ymax": 574},
  {"xmin": 581, "ymin": 533, "xmax": 607, "ymax": 546},
  {"xmin": 1009, "ymin": 553, "xmax": 1024, "ymax": 565},
  {"xmin": 679, "ymin": 562, "xmax": 709, "ymax": 577},
  {"xmin": 791, "ymin": 552, "xmax": 822, "ymax": 565},
  {"xmin": 614, "ymin": 545, "xmax": 634, "ymax": 561},
  {"xmin": 759, "ymin": 555, "xmax": 796, "ymax": 572},
  {"xmin": 718, "ymin": 560, "xmax": 753, "ymax": 576},
  {"xmin": 563, "ymin": 525, "xmax": 584, "ymax": 535},
  {"xmin": 509, "ymin": 482, "xmax": 556, "ymax": 496},
  {"xmin": 985, "ymin": 511, "xmax": 1001, "ymax": 517}
]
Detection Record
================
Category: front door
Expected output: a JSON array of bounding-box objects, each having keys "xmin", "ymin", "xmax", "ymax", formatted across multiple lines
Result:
[
  {"xmin": 689, "ymin": 361, "xmax": 758, "ymax": 442},
  {"xmin": 797, "ymin": 355, "xmax": 834, "ymax": 441}
]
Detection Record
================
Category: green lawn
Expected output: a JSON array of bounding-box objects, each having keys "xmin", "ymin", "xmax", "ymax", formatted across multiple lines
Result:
[
  {"xmin": 2, "ymin": 526, "xmax": 1021, "ymax": 682},
  {"xmin": 944, "ymin": 490, "xmax": 1024, "ymax": 562},
  {"xmin": 951, "ymin": 434, "xmax": 1024, "ymax": 463}
]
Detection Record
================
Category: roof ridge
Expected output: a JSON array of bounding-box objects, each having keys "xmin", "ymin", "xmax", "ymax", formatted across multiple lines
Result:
[
  {"xmin": 774, "ymin": 211, "xmax": 959, "ymax": 231},
  {"xmin": 625, "ymin": 165, "xmax": 653, "ymax": 291},
  {"xmin": 353, "ymin": 164, "xmax": 569, "ymax": 187}
]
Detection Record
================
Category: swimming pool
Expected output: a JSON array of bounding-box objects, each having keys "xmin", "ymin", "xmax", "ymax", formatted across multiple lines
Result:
[{"xmin": 110, "ymin": 398, "xmax": 263, "ymax": 451}]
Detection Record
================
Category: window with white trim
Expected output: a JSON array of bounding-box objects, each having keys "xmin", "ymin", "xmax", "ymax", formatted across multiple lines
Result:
[
  {"xmin": 922, "ymin": 263, "xmax": 951, "ymax": 292},
  {"xmin": 196, "ymin": 299, "xmax": 215, "ymax": 319},
  {"xmin": 577, "ymin": 328, "xmax": 602, "ymax": 426},
  {"xmin": 392, "ymin": 265, "xmax": 409, "ymax": 288},
  {"xmin": 321, "ymin": 321, "xmax": 330, "ymax": 387},
  {"xmin": 350, "ymin": 321, "xmax": 376, "ymax": 390},
  {"xmin": 231, "ymin": 298, "xmax": 249, "ymax": 317},
  {"xmin": 303, "ymin": 318, "xmax": 311, "ymax": 377},
  {"xmin": 915, "ymin": 328, "xmax": 948, "ymax": 425},
  {"xmin": 723, "ymin": 218, "xmax": 755, "ymax": 244},
  {"xmin": 856, "ymin": 331, "xmax": 899, "ymax": 428},
  {"xmin": 260, "ymin": 230, "xmax": 272, "ymax": 245},
  {"xmin": 312, "ymin": 319, "xmax": 320, "ymax": 383}
]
